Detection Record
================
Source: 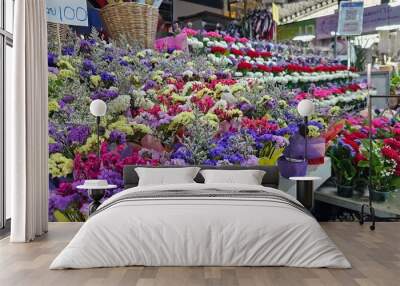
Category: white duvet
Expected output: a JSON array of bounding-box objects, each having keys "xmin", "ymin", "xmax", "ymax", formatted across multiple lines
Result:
[{"xmin": 50, "ymin": 183, "xmax": 351, "ymax": 269}]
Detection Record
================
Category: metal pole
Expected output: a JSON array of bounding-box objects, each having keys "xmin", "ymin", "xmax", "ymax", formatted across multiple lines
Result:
[
  {"xmin": 368, "ymin": 92, "xmax": 373, "ymax": 207},
  {"xmin": 304, "ymin": 116, "xmax": 308, "ymax": 162},
  {"xmin": 96, "ymin": 116, "xmax": 100, "ymax": 159},
  {"xmin": 367, "ymin": 87, "xmax": 376, "ymax": 230},
  {"xmin": 333, "ymin": 32, "xmax": 337, "ymax": 59},
  {"xmin": 347, "ymin": 36, "xmax": 351, "ymax": 69},
  {"xmin": 360, "ymin": 85, "xmax": 376, "ymax": 230}
]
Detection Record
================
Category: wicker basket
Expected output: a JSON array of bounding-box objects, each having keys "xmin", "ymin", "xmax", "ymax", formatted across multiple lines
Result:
[
  {"xmin": 47, "ymin": 23, "xmax": 72, "ymax": 53},
  {"xmin": 100, "ymin": 2, "xmax": 158, "ymax": 48}
]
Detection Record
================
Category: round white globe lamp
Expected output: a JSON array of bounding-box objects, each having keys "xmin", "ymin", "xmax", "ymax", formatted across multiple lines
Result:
[
  {"xmin": 90, "ymin": 99, "xmax": 107, "ymax": 158},
  {"xmin": 90, "ymin": 99, "xmax": 107, "ymax": 117},
  {"xmin": 297, "ymin": 99, "xmax": 315, "ymax": 117},
  {"xmin": 297, "ymin": 99, "xmax": 315, "ymax": 162}
]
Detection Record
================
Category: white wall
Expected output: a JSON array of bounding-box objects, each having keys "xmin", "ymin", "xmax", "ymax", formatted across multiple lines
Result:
[{"xmin": 173, "ymin": 0, "xmax": 223, "ymax": 21}]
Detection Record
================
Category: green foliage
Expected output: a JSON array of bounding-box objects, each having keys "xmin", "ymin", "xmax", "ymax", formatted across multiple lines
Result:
[
  {"xmin": 327, "ymin": 143, "xmax": 357, "ymax": 186},
  {"xmin": 391, "ymin": 74, "xmax": 400, "ymax": 93},
  {"xmin": 358, "ymin": 139, "xmax": 397, "ymax": 192},
  {"xmin": 354, "ymin": 45, "xmax": 366, "ymax": 72}
]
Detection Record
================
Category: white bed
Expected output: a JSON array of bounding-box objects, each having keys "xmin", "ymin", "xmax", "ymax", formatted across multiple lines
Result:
[{"xmin": 50, "ymin": 182, "xmax": 351, "ymax": 269}]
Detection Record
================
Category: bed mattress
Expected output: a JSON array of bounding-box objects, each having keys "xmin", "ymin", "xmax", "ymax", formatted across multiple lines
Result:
[{"xmin": 50, "ymin": 183, "xmax": 350, "ymax": 269}]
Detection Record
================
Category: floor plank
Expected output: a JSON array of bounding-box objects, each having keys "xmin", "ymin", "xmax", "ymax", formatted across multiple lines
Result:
[{"xmin": 0, "ymin": 222, "xmax": 399, "ymax": 286}]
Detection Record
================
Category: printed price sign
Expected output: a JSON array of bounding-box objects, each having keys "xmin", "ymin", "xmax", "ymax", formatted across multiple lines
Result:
[
  {"xmin": 337, "ymin": 1, "xmax": 364, "ymax": 36},
  {"xmin": 46, "ymin": 0, "xmax": 88, "ymax": 27}
]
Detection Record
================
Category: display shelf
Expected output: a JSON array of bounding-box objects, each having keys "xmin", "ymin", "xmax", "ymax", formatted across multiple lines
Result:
[{"xmin": 315, "ymin": 186, "xmax": 400, "ymax": 218}]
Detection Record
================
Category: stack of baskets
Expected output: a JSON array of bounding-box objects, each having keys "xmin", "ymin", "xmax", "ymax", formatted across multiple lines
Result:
[{"xmin": 100, "ymin": 2, "xmax": 159, "ymax": 48}]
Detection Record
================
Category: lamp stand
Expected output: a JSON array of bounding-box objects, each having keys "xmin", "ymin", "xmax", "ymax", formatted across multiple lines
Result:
[
  {"xmin": 304, "ymin": 116, "xmax": 308, "ymax": 162},
  {"xmin": 96, "ymin": 116, "xmax": 100, "ymax": 159}
]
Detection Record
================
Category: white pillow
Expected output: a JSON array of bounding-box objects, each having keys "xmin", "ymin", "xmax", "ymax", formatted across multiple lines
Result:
[
  {"xmin": 200, "ymin": 169, "xmax": 265, "ymax": 185},
  {"xmin": 135, "ymin": 167, "xmax": 200, "ymax": 186}
]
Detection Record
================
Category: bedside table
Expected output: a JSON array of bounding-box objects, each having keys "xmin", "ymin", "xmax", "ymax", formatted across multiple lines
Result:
[
  {"xmin": 77, "ymin": 183, "xmax": 117, "ymax": 215},
  {"xmin": 289, "ymin": 176, "xmax": 321, "ymax": 211}
]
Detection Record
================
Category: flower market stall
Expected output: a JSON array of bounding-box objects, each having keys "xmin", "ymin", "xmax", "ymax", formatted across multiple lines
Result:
[{"xmin": 47, "ymin": 28, "xmax": 396, "ymax": 222}]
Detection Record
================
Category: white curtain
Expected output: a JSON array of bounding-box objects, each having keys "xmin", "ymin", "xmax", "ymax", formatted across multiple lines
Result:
[{"xmin": 9, "ymin": 0, "xmax": 48, "ymax": 242}]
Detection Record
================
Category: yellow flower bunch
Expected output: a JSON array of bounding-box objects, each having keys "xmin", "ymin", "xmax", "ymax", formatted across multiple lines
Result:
[
  {"xmin": 171, "ymin": 93, "xmax": 187, "ymax": 103},
  {"xmin": 58, "ymin": 69, "xmax": 75, "ymax": 79},
  {"xmin": 57, "ymin": 58, "xmax": 75, "ymax": 71},
  {"xmin": 226, "ymin": 109, "xmax": 243, "ymax": 119},
  {"xmin": 172, "ymin": 50, "xmax": 183, "ymax": 57},
  {"xmin": 48, "ymin": 72, "xmax": 58, "ymax": 82},
  {"xmin": 307, "ymin": 125, "xmax": 321, "ymax": 138},
  {"xmin": 181, "ymin": 81, "xmax": 194, "ymax": 96},
  {"xmin": 146, "ymin": 88, "xmax": 157, "ymax": 98},
  {"xmin": 108, "ymin": 116, "xmax": 134, "ymax": 135},
  {"xmin": 150, "ymin": 57, "xmax": 159, "ymax": 64},
  {"xmin": 238, "ymin": 96, "xmax": 251, "ymax": 104},
  {"xmin": 169, "ymin": 111, "xmax": 195, "ymax": 131},
  {"xmin": 258, "ymin": 95, "xmax": 273, "ymax": 105},
  {"xmin": 136, "ymin": 51, "xmax": 146, "ymax": 58},
  {"xmin": 278, "ymin": 100, "xmax": 288, "ymax": 109},
  {"xmin": 277, "ymin": 118, "xmax": 288, "ymax": 128},
  {"xmin": 202, "ymin": 113, "xmax": 219, "ymax": 128},
  {"xmin": 48, "ymin": 100, "xmax": 60, "ymax": 113},
  {"xmin": 49, "ymin": 153, "xmax": 73, "ymax": 178},
  {"xmin": 209, "ymin": 74, "xmax": 217, "ymax": 81},
  {"xmin": 311, "ymin": 116, "xmax": 328, "ymax": 128},
  {"xmin": 151, "ymin": 70, "xmax": 164, "ymax": 83},
  {"xmin": 131, "ymin": 123, "xmax": 152, "ymax": 135},
  {"xmin": 121, "ymin": 56, "xmax": 135, "ymax": 64},
  {"xmin": 329, "ymin": 106, "xmax": 341, "ymax": 116},
  {"xmin": 196, "ymin": 88, "xmax": 213, "ymax": 98},
  {"xmin": 214, "ymin": 83, "xmax": 229, "ymax": 96},
  {"xmin": 160, "ymin": 85, "xmax": 175, "ymax": 96},
  {"xmin": 151, "ymin": 74, "xmax": 163, "ymax": 84},
  {"xmin": 167, "ymin": 77, "xmax": 177, "ymax": 84},
  {"xmin": 130, "ymin": 75, "xmax": 141, "ymax": 86},
  {"xmin": 90, "ymin": 75, "xmax": 101, "ymax": 87},
  {"xmin": 263, "ymin": 113, "xmax": 272, "ymax": 120},
  {"xmin": 230, "ymin": 83, "xmax": 246, "ymax": 94},
  {"xmin": 76, "ymin": 134, "xmax": 98, "ymax": 154}
]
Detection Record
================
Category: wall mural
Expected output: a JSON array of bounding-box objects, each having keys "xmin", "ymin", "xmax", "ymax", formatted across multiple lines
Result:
[{"xmin": 48, "ymin": 29, "xmax": 399, "ymax": 222}]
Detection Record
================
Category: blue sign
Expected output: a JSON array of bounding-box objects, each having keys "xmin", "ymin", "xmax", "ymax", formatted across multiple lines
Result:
[
  {"xmin": 337, "ymin": 1, "xmax": 364, "ymax": 36},
  {"xmin": 46, "ymin": 0, "xmax": 88, "ymax": 27}
]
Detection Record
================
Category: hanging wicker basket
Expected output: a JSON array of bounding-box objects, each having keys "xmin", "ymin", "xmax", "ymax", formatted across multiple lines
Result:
[
  {"xmin": 100, "ymin": 2, "xmax": 159, "ymax": 48},
  {"xmin": 47, "ymin": 23, "xmax": 73, "ymax": 53}
]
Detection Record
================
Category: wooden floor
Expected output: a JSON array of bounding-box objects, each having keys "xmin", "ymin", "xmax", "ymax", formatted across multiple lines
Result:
[{"xmin": 0, "ymin": 222, "xmax": 399, "ymax": 286}]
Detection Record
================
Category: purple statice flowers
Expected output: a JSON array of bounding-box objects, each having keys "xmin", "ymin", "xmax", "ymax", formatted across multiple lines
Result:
[
  {"xmin": 109, "ymin": 130, "xmax": 127, "ymax": 145},
  {"xmin": 91, "ymin": 89, "xmax": 119, "ymax": 101},
  {"xmin": 79, "ymin": 39, "xmax": 95, "ymax": 53},
  {"xmin": 67, "ymin": 125, "xmax": 91, "ymax": 145},
  {"xmin": 62, "ymin": 46, "xmax": 75, "ymax": 56},
  {"xmin": 48, "ymin": 52, "xmax": 58, "ymax": 67},
  {"xmin": 100, "ymin": 71, "xmax": 117, "ymax": 86}
]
